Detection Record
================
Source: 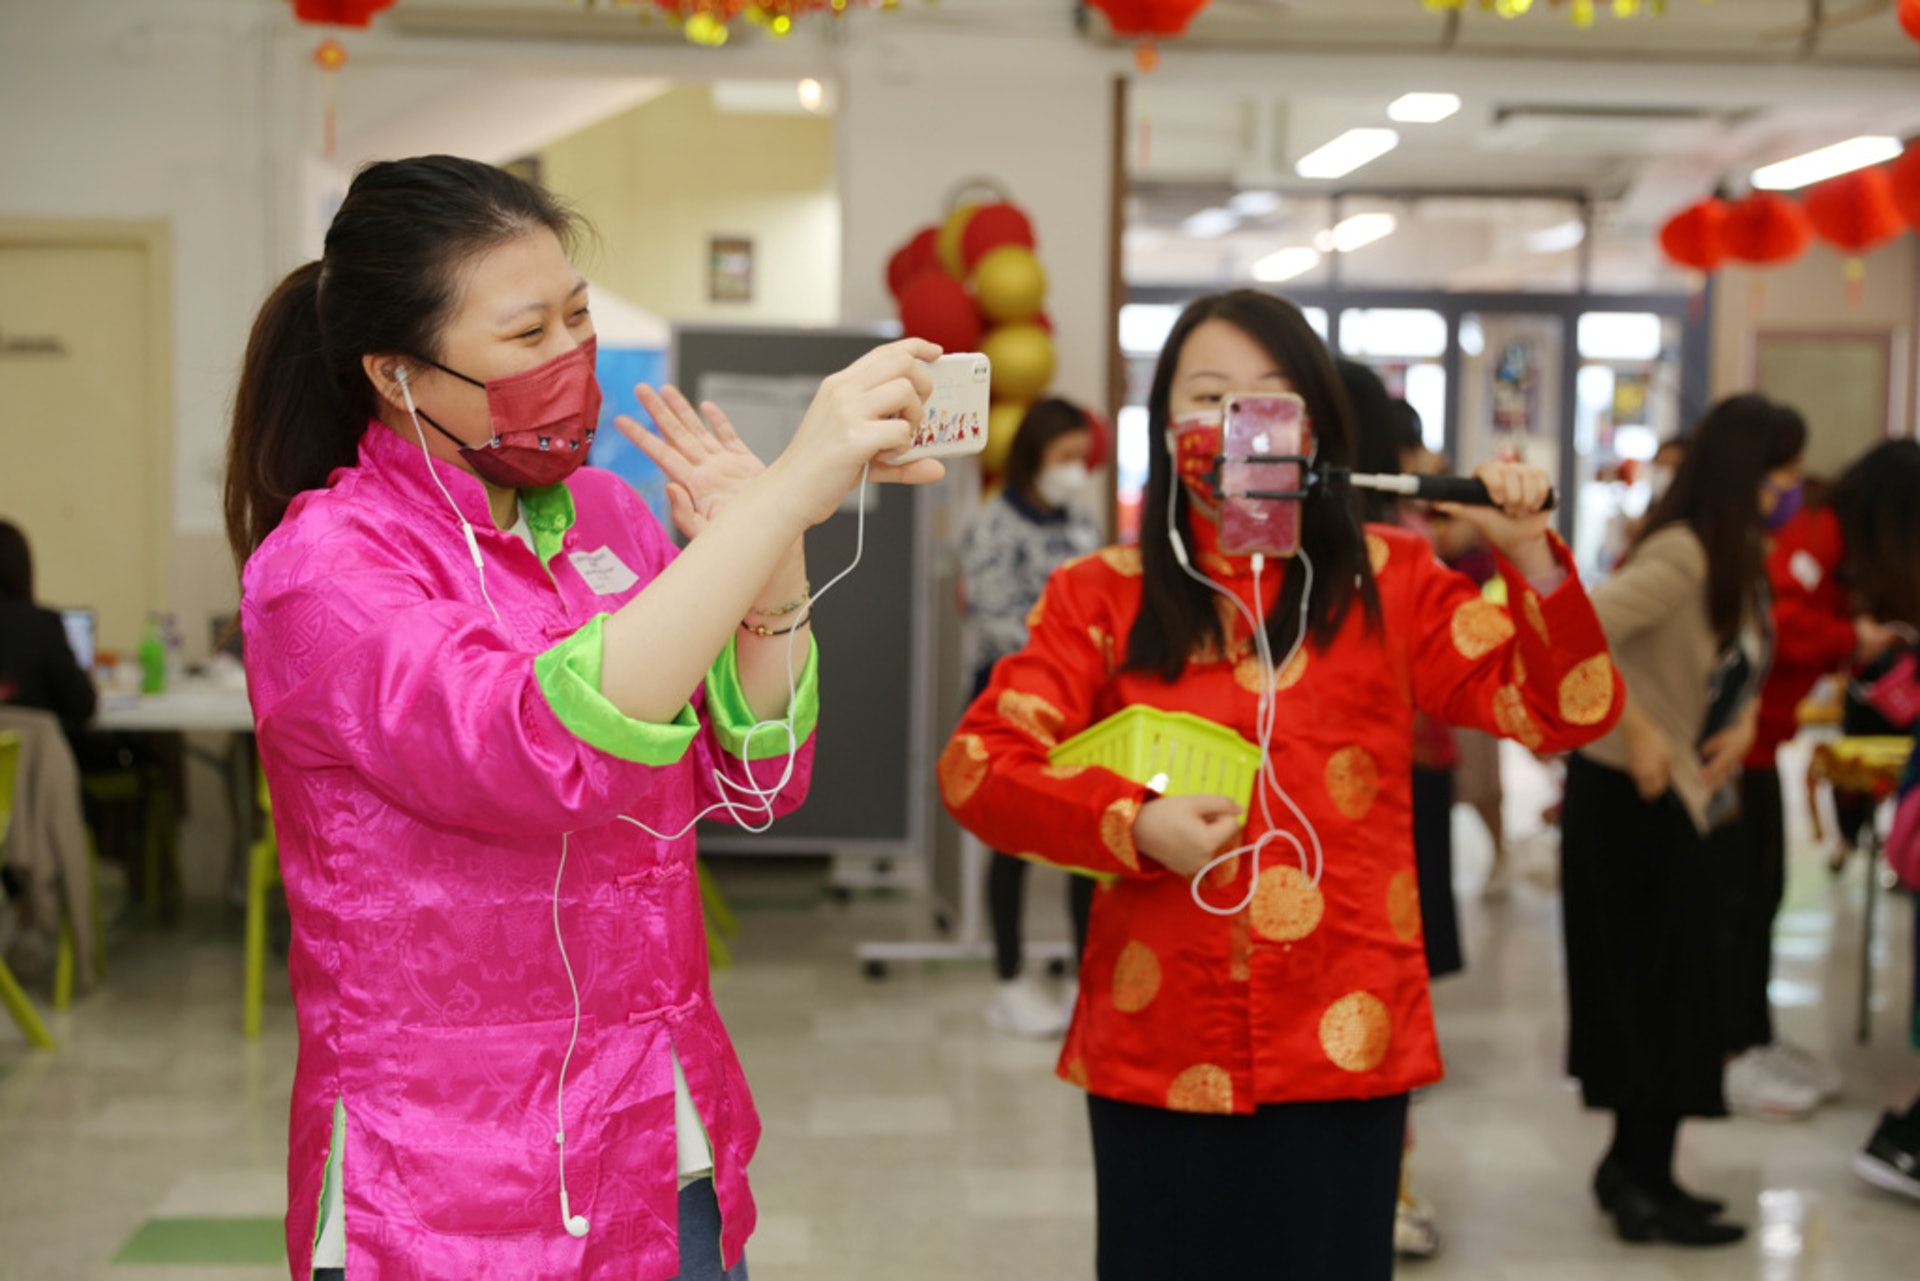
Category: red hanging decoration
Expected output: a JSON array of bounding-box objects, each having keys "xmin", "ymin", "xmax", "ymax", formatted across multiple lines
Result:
[
  {"xmin": 1086, "ymin": 0, "xmax": 1214, "ymax": 71},
  {"xmin": 312, "ymin": 38, "xmax": 348, "ymax": 160},
  {"xmin": 1803, "ymin": 167, "xmax": 1906, "ymax": 308},
  {"xmin": 1657, "ymin": 198, "xmax": 1728, "ymax": 273},
  {"xmin": 1890, "ymin": 143, "xmax": 1920, "ymax": 231},
  {"xmin": 1803, "ymin": 167, "xmax": 1907, "ymax": 255},
  {"xmin": 1900, "ymin": 0, "xmax": 1920, "ymax": 43},
  {"xmin": 290, "ymin": 0, "xmax": 397, "ymax": 26},
  {"xmin": 1720, "ymin": 192, "xmax": 1813, "ymax": 266}
]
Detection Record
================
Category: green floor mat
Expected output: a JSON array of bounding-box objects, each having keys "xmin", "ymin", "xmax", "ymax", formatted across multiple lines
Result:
[{"xmin": 114, "ymin": 1217, "xmax": 286, "ymax": 1265}]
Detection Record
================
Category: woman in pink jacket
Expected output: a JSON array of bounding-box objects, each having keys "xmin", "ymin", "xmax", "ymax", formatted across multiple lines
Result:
[{"xmin": 224, "ymin": 156, "xmax": 942, "ymax": 1281}]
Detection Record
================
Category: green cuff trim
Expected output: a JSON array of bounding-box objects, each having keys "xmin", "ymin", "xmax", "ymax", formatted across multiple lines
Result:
[
  {"xmin": 705, "ymin": 633, "xmax": 820, "ymax": 761},
  {"xmin": 535, "ymin": 615, "xmax": 700, "ymax": 766}
]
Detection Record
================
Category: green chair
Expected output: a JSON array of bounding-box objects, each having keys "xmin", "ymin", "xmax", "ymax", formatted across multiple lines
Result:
[
  {"xmin": 244, "ymin": 772, "xmax": 276, "ymax": 1039},
  {"xmin": 82, "ymin": 763, "xmax": 178, "ymax": 916},
  {"xmin": 698, "ymin": 859, "xmax": 738, "ymax": 970},
  {"xmin": 0, "ymin": 732, "xmax": 56, "ymax": 1049}
]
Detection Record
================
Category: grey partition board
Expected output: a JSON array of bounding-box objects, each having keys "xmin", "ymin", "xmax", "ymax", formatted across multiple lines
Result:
[{"xmin": 672, "ymin": 325, "xmax": 919, "ymax": 849}]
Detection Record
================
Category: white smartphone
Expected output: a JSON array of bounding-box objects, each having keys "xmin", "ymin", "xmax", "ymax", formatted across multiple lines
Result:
[{"xmin": 886, "ymin": 352, "xmax": 992, "ymax": 465}]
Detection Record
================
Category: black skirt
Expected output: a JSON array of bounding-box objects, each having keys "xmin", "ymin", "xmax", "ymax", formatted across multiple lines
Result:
[
  {"xmin": 1560, "ymin": 753, "xmax": 1728, "ymax": 1117},
  {"xmin": 1086, "ymin": 1091, "xmax": 1408, "ymax": 1281}
]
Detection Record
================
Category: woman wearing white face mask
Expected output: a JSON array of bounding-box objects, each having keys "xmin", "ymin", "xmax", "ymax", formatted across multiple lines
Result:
[{"xmin": 958, "ymin": 398, "xmax": 1105, "ymax": 1035}]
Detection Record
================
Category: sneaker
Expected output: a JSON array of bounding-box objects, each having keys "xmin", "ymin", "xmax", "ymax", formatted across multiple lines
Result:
[
  {"xmin": 1852, "ymin": 1111, "xmax": 1920, "ymax": 1202},
  {"xmin": 1394, "ymin": 1193, "xmax": 1441, "ymax": 1258},
  {"xmin": 985, "ymin": 976, "xmax": 1070, "ymax": 1038},
  {"xmin": 1726, "ymin": 1048, "xmax": 1820, "ymax": 1120},
  {"xmin": 1765, "ymin": 1040, "xmax": 1844, "ymax": 1102},
  {"xmin": 1482, "ymin": 861, "xmax": 1513, "ymax": 902}
]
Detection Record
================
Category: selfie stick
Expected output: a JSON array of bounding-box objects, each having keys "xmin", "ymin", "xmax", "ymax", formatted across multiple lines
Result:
[{"xmin": 1347, "ymin": 471, "xmax": 1559, "ymax": 513}]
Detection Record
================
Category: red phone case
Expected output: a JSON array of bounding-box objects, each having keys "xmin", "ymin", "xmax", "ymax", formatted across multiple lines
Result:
[{"xmin": 1219, "ymin": 393, "xmax": 1309, "ymax": 557}]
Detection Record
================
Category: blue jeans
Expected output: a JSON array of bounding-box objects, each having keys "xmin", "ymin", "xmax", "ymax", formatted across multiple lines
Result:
[{"xmin": 310, "ymin": 1179, "xmax": 747, "ymax": 1280}]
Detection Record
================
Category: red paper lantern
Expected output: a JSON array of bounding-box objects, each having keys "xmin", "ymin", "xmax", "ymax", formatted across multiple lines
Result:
[
  {"xmin": 1087, "ymin": 0, "xmax": 1212, "ymax": 38},
  {"xmin": 1900, "ymin": 0, "xmax": 1920, "ymax": 43},
  {"xmin": 291, "ymin": 0, "xmax": 396, "ymax": 26},
  {"xmin": 898, "ymin": 272, "xmax": 982, "ymax": 354},
  {"xmin": 885, "ymin": 227, "xmax": 941, "ymax": 300},
  {"xmin": 1658, "ymin": 198, "xmax": 1729, "ymax": 273},
  {"xmin": 959, "ymin": 203, "xmax": 1036, "ymax": 273},
  {"xmin": 1803, "ymin": 167, "xmax": 1907, "ymax": 255},
  {"xmin": 1721, "ymin": 192, "xmax": 1814, "ymax": 266},
  {"xmin": 1889, "ymin": 143, "xmax": 1920, "ymax": 230}
]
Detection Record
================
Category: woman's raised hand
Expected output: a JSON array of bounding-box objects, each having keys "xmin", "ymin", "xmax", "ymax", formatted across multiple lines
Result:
[
  {"xmin": 1435, "ymin": 460, "xmax": 1558, "ymax": 580},
  {"xmin": 770, "ymin": 338, "xmax": 948, "ymax": 528},
  {"xmin": 617, "ymin": 384, "xmax": 764, "ymax": 541}
]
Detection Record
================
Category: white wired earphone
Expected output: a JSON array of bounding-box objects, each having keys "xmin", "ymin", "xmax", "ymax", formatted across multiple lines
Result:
[
  {"xmin": 398, "ymin": 362, "xmax": 872, "ymax": 1238},
  {"xmin": 1164, "ymin": 427, "xmax": 1327, "ymax": 916}
]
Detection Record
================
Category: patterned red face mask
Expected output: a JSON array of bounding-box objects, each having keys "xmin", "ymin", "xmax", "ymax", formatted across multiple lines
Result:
[
  {"xmin": 1168, "ymin": 416, "xmax": 1223, "ymax": 505},
  {"xmin": 412, "ymin": 337, "xmax": 601, "ymax": 490}
]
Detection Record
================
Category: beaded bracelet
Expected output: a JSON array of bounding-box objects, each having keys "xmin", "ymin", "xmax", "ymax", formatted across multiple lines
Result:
[
  {"xmin": 748, "ymin": 584, "xmax": 811, "ymax": 619},
  {"xmin": 742, "ymin": 613, "xmax": 812, "ymax": 639}
]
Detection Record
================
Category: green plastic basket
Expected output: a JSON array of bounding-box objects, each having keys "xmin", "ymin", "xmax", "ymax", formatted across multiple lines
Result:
[{"xmin": 1049, "ymin": 706, "xmax": 1261, "ymax": 812}]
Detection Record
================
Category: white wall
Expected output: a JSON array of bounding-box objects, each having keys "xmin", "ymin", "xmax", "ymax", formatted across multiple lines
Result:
[
  {"xmin": 0, "ymin": 0, "xmax": 284, "ymax": 653},
  {"xmin": 836, "ymin": 30, "xmax": 1118, "ymax": 412}
]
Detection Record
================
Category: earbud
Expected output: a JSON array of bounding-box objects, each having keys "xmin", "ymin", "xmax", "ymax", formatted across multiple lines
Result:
[
  {"xmin": 394, "ymin": 364, "xmax": 410, "ymax": 386},
  {"xmin": 561, "ymin": 1189, "xmax": 589, "ymax": 1238}
]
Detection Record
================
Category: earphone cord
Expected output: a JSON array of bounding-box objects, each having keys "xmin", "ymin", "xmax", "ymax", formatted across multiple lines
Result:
[{"xmin": 1165, "ymin": 477, "xmax": 1325, "ymax": 917}]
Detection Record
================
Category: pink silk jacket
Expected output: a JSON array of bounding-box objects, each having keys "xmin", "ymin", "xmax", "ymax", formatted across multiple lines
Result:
[{"xmin": 243, "ymin": 425, "xmax": 816, "ymax": 1279}]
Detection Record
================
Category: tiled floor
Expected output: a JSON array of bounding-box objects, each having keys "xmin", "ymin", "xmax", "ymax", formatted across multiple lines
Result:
[{"xmin": 2, "ymin": 741, "xmax": 1916, "ymax": 1279}]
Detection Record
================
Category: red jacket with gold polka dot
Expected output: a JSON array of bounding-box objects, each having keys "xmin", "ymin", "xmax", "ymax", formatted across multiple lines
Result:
[{"xmin": 941, "ymin": 520, "xmax": 1623, "ymax": 1114}]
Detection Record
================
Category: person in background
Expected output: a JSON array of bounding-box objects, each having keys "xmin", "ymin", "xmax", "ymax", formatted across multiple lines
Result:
[
  {"xmin": 944, "ymin": 290, "xmax": 1620, "ymax": 1281},
  {"xmin": 1856, "ymin": 738, "xmax": 1920, "ymax": 1202},
  {"xmin": 1560, "ymin": 394, "xmax": 1806, "ymax": 1247},
  {"xmin": 1717, "ymin": 438, "xmax": 1920, "ymax": 1120},
  {"xmin": 959, "ymin": 398, "xmax": 1105, "ymax": 1036},
  {"xmin": 0, "ymin": 520, "xmax": 97, "ymax": 747}
]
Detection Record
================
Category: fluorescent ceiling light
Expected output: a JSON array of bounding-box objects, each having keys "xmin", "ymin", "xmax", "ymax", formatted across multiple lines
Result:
[
  {"xmin": 1751, "ymin": 135, "xmax": 1902, "ymax": 191},
  {"xmin": 1313, "ymin": 212, "xmax": 1398, "ymax": 254},
  {"xmin": 1388, "ymin": 93, "xmax": 1461, "ymax": 124},
  {"xmin": 1229, "ymin": 190, "xmax": 1284, "ymax": 217},
  {"xmin": 1295, "ymin": 128, "xmax": 1400, "ymax": 180},
  {"xmin": 1181, "ymin": 207, "xmax": 1240, "ymax": 239},
  {"xmin": 1251, "ymin": 247, "xmax": 1323, "ymax": 283},
  {"xmin": 1527, "ymin": 220, "xmax": 1586, "ymax": 254}
]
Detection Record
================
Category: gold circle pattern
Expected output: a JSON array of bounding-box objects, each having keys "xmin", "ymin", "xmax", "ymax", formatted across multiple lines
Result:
[
  {"xmin": 1320, "ymin": 992, "xmax": 1391, "ymax": 1073},
  {"xmin": 1325, "ymin": 746, "xmax": 1381, "ymax": 820},
  {"xmin": 1111, "ymin": 940, "xmax": 1162, "ymax": 1013},
  {"xmin": 1251, "ymin": 865, "xmax": 1325, "ymax": 942},
  {"xmin": 1166, "ymin": 1063, "xmax": 1234, "ymax": 1113}
]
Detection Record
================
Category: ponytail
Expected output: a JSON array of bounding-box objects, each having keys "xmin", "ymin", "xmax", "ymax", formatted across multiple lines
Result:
[
  {"xmin": 222, "ymin": 155, "xmax": 583, "ymax": 573},
  {"xmin": 224, "ymin": 261, "xmax": 367, "ymax": 571}
]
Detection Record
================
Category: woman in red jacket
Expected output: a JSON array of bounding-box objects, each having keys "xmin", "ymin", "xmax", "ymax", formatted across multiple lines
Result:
[
  {"xmin": 1716, "ymin": 439, "xmax": 1920, "ymax": 1118},
  {"xmin": 939, "ymin": 290, "xmax": 1623, "ymax": 1281}
]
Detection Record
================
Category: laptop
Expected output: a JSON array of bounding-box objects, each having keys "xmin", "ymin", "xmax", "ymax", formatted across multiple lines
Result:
[{"xmin": 60, "ymin": 608, "xmax": 97, "ymax": 673}]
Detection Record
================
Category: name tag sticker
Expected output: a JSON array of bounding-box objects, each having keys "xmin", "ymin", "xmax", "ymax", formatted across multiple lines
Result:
[{"xmin": 569, "ymin": 546, "xmax": 640, "ymax": 596}]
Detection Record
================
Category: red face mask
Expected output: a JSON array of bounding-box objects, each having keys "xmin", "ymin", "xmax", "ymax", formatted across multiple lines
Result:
[
  {"xmin": 415, "ymin": 337, "xmax": 601, "ymax": 489},
  {"xmin": 1168, "ymin": 415, "xmax": 1223, "ymax": 505}
]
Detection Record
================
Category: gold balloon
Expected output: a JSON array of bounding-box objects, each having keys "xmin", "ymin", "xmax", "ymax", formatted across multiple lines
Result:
[
  {"xmin": 981, "ymin": 323, "xmax": 1056, "ymax": 403},
  {"xmin": 973, "ymin": 245, "xmax": 1047, "ymax": 324},
  {"xmin": 983, "ymin": 400, "xmax": 1026, "ymax": 473},
  {"xmin": 937, "ymin": 204, "xmax": 979, "ymax": 278}
]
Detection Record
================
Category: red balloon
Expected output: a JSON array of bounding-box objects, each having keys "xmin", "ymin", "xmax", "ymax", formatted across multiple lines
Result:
[
  {"xmin": 1082, "ymin": 407, "xmax": 1111, "ymax": 471},
  {"xmin": 1658, "ymin": 199, "xmax": 1728, "ymax": 273},
  {"xmin": 1803, "ymin": 167, "xmax": 1906, "ymax": 255},
  {"xmin": 1030, "ymin": 311, "xmax": 1055, "ymax": 335},
  {"xmin": 960, "ymin": 204, "xmax": 1036, "ymax": 273},
  {"xmin": 1888, "ymin": 144, "xmax": 1920, "ymax": 230},
  {"xmin": 886, "ymin": 228, "xmax": 941, "ymax": 300},
  {"xmin": 898, "ymin": 273, "xmax": 983, "ymax": 353},
  {"xmin": 1900, "ymin": 0, "xmax": 1920, "ymax": 43},
  {"xmin": 291, "ymin": 0, "xmax": 396, "ymax": 25},
  {"xmin": 1721, "ymin": 192, "xmax": 1813, "ymax": 266}
]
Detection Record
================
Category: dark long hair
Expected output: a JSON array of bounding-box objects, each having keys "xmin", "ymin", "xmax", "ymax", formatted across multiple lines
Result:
[
  {"xmin": 1127, "ymin": 290, "xmax": 1380, "ymax": 681},
  {"xmin": 1828, "ymin": 438, "xmax": 1920, "ymax": 628},
  {"xmin": 224, "ymin": 156, "xmax": 582, "ymax": 570},
  {"xmin": 0, "ymin": 520, "xmax": 31, "ymax": 603},
  {"xmin": 1339, "ymin": 359, "xmax": 1402, "ymax": 525},
  {"xmin": 1002, "ymin": 397, "xmax": 1092, "ymax": 508},
  {"xmin": 1630, "ymin": 393, "xmax": 1806, "ymax": 642}
]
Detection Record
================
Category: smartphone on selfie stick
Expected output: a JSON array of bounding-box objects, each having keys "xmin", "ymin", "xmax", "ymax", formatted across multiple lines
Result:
[{"xmin": 1219, "ymin": 392, "xmax": 1312, "ymax": 558}]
